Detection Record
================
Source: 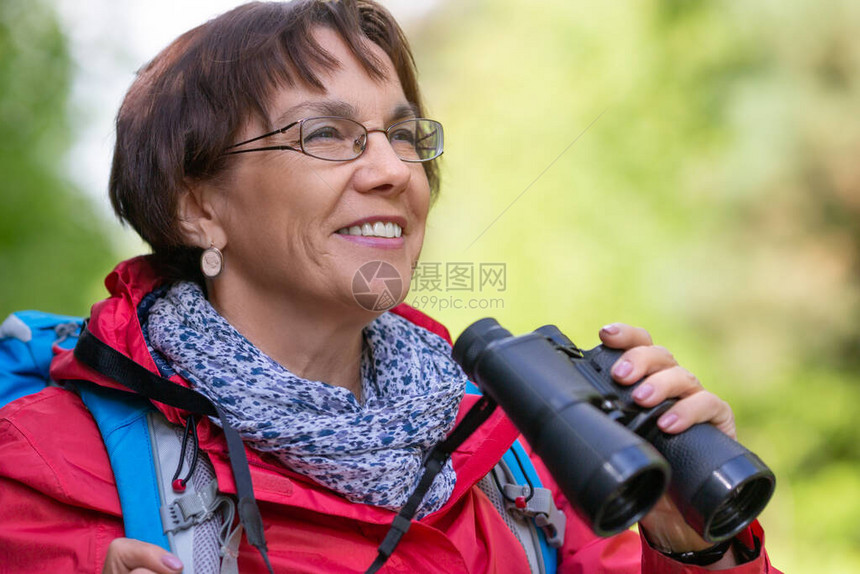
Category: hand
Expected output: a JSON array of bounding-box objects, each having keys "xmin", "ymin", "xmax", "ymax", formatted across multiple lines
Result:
[
  {"xmin": 599, "ymin": 323, "xmax": 738, "ymax": 567},
  {"xmin": 102, "ymin": 538, "xmax": 184, "ymax": 574}
]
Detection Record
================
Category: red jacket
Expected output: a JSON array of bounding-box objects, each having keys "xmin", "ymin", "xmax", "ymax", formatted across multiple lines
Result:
[{"xmin": 0, "ymin": 257, "xmax": 780, "ymax": 573}]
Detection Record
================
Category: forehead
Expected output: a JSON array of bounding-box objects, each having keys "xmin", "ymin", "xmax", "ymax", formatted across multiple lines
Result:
[{"xmin": 264, "ymin": 27, "xmax": 411, "ymax": 126}]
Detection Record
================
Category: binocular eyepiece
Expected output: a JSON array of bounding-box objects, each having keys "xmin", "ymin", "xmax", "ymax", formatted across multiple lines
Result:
[{"xmin": 452, "ymin": 318, "xmax": 775, "ymax": 543}]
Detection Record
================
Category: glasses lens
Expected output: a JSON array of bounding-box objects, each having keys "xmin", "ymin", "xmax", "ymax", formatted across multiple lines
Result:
[
  {"xmin": 300, "ymin": 117, "xmax": 366, "ymax": 161},
  {"xmin": 388, "ymin": 119, "xmax": 443, "ymax": 162}
]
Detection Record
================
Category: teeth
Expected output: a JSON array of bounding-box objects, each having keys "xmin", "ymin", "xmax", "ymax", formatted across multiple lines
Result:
[{"xmin": 337, "ymin": 221, "xmax": 403, "ymax": 238}]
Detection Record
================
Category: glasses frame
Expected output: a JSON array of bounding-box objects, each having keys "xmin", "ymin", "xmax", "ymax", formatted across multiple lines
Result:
[{"xmin": 222, "ymin": 116, "xmax": 444, "ymax": 163}]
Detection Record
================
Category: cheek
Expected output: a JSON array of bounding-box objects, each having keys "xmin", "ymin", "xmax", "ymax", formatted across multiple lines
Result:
[
  {"xmin": 412, "ymin": 186, "xmax": 432, "ymax": 239},
  {"xmin": 410, "ymin": 167, "xmax": 432, "ymax": 214},
  {"xmin": 235, "ymin": 166, "xmax": 337, "ymax": 234}
]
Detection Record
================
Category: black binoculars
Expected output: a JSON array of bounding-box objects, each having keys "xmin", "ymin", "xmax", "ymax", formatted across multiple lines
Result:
[{"xmin": 452, "ymin": 318, "xmax": 775, "ymax": 543}]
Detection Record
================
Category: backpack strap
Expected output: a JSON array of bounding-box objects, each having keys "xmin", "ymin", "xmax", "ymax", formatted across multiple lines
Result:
[
  {"xmin": 77, "ymin": 383, "xmax": 172, "ymax": 549},
  {"xmin": 365, "ymin": 393, "xmax": 498, "ymax": 574},
  {"xmin": 148, "ymin": 409, "xmax": 241, "ymax": 574},
  {"xmin": 74, "ymin": 323, "xmax": 273, "ymax": 574},
  {"xmin": 501, "ymin": 439, "xmax": 566, "ymax": 548},
  {"xmin": 466, "ymin": 381, "xmax": 563, "ymax": 574},
  {"xmin": 79, "ymin": 382, "xmax": 240, "ymax": 574},
  {"xmin": 0, "ymin": 311, "xmax": 240, "ymax": 573},
  {"xmin": 0, "ymin": 312, "xmax": 172, "ymax": 547}
]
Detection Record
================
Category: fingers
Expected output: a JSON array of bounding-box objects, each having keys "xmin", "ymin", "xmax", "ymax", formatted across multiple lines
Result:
[
  {"xmin": 102, "ymin": 538, "xmax": 183, "ymax": 574},
  {"xmin": 610, "ymin": 345, "xmax": 677, "ymax": 385},
  {"xmin": 629, "ymin": 366, "xmax": 700, "ymax": 407},
  {"xmin": 599, "ymin": 322, "xmax": 653, "ymax": 349},
  {"xmin": 656, "ymin": 390, "xmax": 736, "ymax": 439},
  {"xmin": 597, "ymin": 322, "xmax": 736, "ymax": 439}
]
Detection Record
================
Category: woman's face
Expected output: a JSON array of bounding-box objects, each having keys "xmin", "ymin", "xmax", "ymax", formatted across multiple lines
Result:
[{"xmin": 209, "ymin": 28, "xmax": 430, "ymax": 316}]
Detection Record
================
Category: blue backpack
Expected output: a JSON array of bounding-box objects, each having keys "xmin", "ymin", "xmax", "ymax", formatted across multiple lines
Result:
[
  {"xmin": 0, "ymin": 310, "xmax": 563, "ymax": 574},
  {"xmin": 0, "ymin": 311, "xmax": 240, "ymax": 574}
]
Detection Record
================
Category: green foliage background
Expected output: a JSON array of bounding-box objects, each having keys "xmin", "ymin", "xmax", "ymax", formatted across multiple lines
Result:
[
  {"xmin": 409, "ymin": 1, "xmax": 860, "ymax": 571},
  {"xmin": 0, "ymin": 0, "xmax": 118, "ymax": 316},
  {"xmin": 2, "ymin": 0, "xmax": 858, "ymax": 571}
]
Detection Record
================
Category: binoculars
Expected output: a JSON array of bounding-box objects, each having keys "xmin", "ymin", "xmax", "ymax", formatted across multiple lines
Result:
[{"xmin": 452, "ymin": 318, "xmax": 775, "ymax": 543}]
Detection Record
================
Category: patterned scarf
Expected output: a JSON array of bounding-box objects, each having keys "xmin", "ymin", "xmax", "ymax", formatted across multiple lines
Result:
[{"xmin": 145, "ymin": 282, "xmax": 466, "ymax": 516}]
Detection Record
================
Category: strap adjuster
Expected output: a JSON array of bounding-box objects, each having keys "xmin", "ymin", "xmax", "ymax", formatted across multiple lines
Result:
[
  {"xmin": 502, "ymin": 484, "xmax": 567, "ymax": 548},
  {"xmin": 161, "ymin": 480, "xmax": 224, "ymax": 533}
]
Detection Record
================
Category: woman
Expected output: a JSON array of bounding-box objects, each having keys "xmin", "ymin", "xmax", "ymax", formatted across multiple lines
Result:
[{"xmin": 0, "ymin": 1, "xmax": 778, "ymax": 572}]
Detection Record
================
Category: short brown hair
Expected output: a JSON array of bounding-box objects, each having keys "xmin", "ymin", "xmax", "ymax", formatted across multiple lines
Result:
[{"xmin": 109, "ymin": 0, "xmax": 437, "ymax": 282}]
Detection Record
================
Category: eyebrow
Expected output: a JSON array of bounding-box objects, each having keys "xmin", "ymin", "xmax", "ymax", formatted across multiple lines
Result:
[
  {"xmin": 272, "ymin": 100, "xmax": 420, "ymax": 128},
  {"xmin": 391, "ymin": 102, "xmax": 420, "ymax": 121}
]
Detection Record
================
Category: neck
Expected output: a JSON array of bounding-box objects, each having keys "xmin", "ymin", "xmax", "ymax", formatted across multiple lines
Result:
[{"xmin": 206, "ymin": 279, "xmax": 372, "ymax": 399}]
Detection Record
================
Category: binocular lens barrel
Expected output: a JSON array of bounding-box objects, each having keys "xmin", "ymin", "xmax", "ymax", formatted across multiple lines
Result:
[
  {"xmin": 453, "ymin": 318, "xmax": 670, "ymax": 536},
  {"xmin": 653, "ymin": 425, "xmax": 776, "ymax": 541},
  {"xmin": 584, "ymin": 345, "xmax": 776, "ymax": 542}
]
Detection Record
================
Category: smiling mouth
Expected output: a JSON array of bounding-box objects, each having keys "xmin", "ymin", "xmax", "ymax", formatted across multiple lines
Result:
[{"xmin": 336, "ymin": 221, "xmax": 403, "ymax": 239}]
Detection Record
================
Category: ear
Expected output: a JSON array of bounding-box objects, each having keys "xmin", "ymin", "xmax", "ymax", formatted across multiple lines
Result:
[{"xmin": 177, "ymin": 181, "xmax": 228, "ymax": 250}]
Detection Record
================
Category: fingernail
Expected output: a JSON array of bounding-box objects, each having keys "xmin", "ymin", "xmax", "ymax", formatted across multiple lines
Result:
[
  {"xmin": 632, "ymin": 383, "xmax": 654, "ymax": 401},
  {"xmin": 613, "ymin": 360, "xmax": 633, "ymax": 379},
  {"xmin": 658, "ymin": 413, "xmax": 679, "ymax": 431},
  {"xmin": 601, "ymin": 323, "xmax": 620, "ymax": 336},
  {"xmin": 162, "ymin": 554, "xmax": 183, "ymax": 571}
]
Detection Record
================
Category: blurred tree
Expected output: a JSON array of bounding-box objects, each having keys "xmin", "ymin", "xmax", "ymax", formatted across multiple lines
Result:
[{"xmin": 0, "ymin": 0, "xmax": 117, "ymax": 318}]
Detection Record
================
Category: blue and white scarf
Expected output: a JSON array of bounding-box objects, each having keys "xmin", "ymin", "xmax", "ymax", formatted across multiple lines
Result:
[{"xmin": 146, "ymin": 282, "xmax": 466, "ymax": 516}]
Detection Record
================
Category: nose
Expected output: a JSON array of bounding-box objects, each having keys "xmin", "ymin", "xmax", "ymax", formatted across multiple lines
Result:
[{"xmin": 351, "ymin": 131, "xmax": 412, "ymax": 195}]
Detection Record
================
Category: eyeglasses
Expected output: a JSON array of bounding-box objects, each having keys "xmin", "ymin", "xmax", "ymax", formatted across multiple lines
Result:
[{"xmin": 223, "ymin": 116, "xmax": 444, "ymax": 162}]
